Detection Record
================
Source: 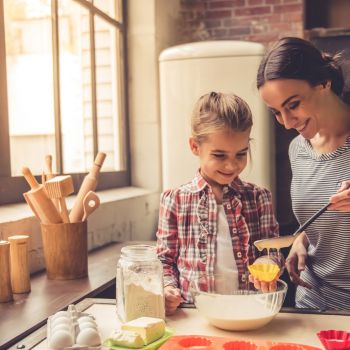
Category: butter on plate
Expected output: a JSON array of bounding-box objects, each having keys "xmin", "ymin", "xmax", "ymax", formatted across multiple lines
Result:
[
  {"xmin": 122, "ymin": 317, "xmax": 166, "ymax": 345},
  {"xmin": 108, "ymin": 329, "xmax": 144, "ymax": 349},
  {"xmin": 106, "ymin": 317, "xmax": 167, "ymax": 349}
]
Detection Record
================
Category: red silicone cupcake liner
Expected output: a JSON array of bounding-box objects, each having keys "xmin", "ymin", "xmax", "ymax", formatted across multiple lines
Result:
[
  {"xmin": 159, "ymin": 335, "xmax": 321, "ymax": 350},
  {"xmin": 177, "ymin": 336, "xmax": 214, "ymax": 349},
  {"xmin": 317, "ymin": 330, "xmax": 350, "ymax": 350},
  {"xmin": 269, "ymin": 344, "xmax": 306, "ymax": 350},
  {"xmin": 222, "ymin": 340, "xmax": 258, "ymax": 350}
]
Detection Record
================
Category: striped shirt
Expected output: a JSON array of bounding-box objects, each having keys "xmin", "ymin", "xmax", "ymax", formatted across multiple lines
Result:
[
  {"xmin": 156, "ymin": 171, "xmax": 280, "ymax": 303},
  {"xmin": 289, "ymin": 135, "xmax": 350, "ymax": 310}
]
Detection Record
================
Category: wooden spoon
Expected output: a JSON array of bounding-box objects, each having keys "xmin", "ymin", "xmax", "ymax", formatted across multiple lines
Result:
[
  {"xmin": 82, "ymin": 191, "xmax": 100, "ymax": 222},
  {"xmin": 254, "ymin": 203, "xmax": 330, "ymax": 251}
]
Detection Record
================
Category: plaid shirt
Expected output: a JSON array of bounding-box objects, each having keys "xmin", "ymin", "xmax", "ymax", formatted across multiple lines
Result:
[{"xmin": 156, "ymin": 172, "xmax": 280, "ymax": 303}]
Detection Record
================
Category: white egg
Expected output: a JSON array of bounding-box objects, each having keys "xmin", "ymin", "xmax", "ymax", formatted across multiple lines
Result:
[
  {"xmin": 79, "ymin": 321, "xmax": 97, "ymax": 330},
  {"xmin": 51, "ymin": 311, "xmax": 70, "ymax": 320},
  {"xmin": 76, "ymin": 328, "xmax": 101, "ymax": 346},
  {"xmin": 77, "ymin": 316, "xmax": 94, "ymax": 323},
  {"xmin": 51, "ymin": 316, "xmax": 71, "ymax": 329},
  {"xmin": 49, "ymin": 329, "xmax": 74, "ymax": 349},
  {"xmin": 51, "ymin": 323, "xmax": 71, "ymax": 333}
]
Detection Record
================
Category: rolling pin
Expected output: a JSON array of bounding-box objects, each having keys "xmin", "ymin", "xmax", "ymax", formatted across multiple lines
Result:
[
  {"xmin": 8, "ymin": 235, "xmax": 31, "ymax": 294},
  {"xmin": 0, "ymin": 241, "xmax": 13, "ymax": 302},
  {"xmin": 22, "ymin": 167, "xmax": 62, "ymax": 224},
  {"xmin": 69, "ymin": 152, "xmax": 106, "ymax": 223}
]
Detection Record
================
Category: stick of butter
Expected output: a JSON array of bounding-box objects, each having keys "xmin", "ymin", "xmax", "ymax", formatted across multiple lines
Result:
[
  {"xmin": 121, "ymin": 317, "xmax": 166, "ymax": 345},
  {"xmin": 108, "ymin": 329, "xmax": 144, "ymax": 349}
]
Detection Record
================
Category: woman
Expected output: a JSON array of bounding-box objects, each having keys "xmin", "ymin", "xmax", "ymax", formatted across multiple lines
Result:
[{"xmin": 257, "ymin": 37, "xmax": 350, "ymax": 309}]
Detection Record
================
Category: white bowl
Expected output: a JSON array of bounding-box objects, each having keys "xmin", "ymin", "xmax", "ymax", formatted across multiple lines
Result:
[{"xmin": 190, "ymin": 274, "xmax": 287, "ymax": 331}]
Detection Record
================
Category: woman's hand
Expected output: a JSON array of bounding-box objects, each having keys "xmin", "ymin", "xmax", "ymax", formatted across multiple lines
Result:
[
  {"xmin": 329, "ymin": 180, "xmax": 350, "ymax": 212},
  {"xmin": 164, "ymin": 286, "xmax": 182, "ymax": 315},
  {"xmin": 285, "ymin": 232, "xmax": 312, "ymax": 289}
]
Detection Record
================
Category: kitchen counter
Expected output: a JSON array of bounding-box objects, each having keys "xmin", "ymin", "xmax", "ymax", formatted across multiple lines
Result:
[
  {"xmin": 0, "ymin": 241, "xmax": 155, "ymax": 350},
  {"xmin": 11, "ymin": 298, "xmax": 350, "ymax": 349}
]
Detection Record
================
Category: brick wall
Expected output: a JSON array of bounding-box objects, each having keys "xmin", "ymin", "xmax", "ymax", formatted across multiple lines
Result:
[{"xmin": 179, "ymin": 0, "xmax": 304, "ymax": 47}]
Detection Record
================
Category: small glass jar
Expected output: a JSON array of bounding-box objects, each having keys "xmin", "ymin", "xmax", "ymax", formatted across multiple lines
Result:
[{"xmin": 116, "ymin": 244, "xmax": 165, "ymax": 322}]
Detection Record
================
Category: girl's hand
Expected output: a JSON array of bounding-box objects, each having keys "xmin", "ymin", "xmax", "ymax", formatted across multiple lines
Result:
[
  {"xmin": 164, "ymin": 286, "xmax": 182, "ymax": 315},
  {"xmin": 329, "ymin": 180, "xmax": 350, "ymax": 212},
  {"xmin": 248, "ymin": 274, "xmax": 278, "ymax": 293},
  {"xmin": 285, "ymin": 232, "xmax": 312, "ymax": 289},
  {"xmin": 248, "ymin": 255, "xmax": 280, "ymax": 293}
]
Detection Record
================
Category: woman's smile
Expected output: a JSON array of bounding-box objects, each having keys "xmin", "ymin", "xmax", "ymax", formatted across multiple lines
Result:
[{"xmin": 295, "ymin": 119, "xmax": 310, "ymax": 134}]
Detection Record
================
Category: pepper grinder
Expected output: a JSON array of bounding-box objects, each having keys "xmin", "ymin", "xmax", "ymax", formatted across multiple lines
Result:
[
  {"xmin": 8, "ymin": 235, "xmax": 31, "ymax": 294},
  {"xmin": 0, "ymin": 240, "xmax": 13, "ymax": 302}
]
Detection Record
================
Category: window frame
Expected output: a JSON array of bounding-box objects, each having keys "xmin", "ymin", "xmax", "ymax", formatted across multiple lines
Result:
[{"xmin": 0, "ymin": 0, "xmax": 130, "ymax": 205}]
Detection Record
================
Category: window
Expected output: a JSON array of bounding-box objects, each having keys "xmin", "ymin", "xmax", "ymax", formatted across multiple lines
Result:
[{"xmin": 0, "ymin": 0, "xmax": 128, "ymax": 205}]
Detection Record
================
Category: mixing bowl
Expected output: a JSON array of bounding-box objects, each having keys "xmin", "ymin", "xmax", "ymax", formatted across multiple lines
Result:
[{"xmin": 189, "ymin": 274, "xmax": 287, "ymax": 331}]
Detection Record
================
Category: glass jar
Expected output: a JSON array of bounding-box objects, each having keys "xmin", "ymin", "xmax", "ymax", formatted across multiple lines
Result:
[{"xmin": 116, "ymin": 244, "xmax": 165, "ymax": 322}]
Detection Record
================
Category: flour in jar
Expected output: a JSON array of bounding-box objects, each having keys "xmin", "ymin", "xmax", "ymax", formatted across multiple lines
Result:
[{"xmin": 122, "ymin": 270, "xmax": 165, "ymax": 322}]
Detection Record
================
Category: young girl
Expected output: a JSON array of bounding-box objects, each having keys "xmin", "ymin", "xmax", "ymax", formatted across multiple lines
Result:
[{"xmin": 156, "ymin": 92, "xmax": 282, "ymax": 315}]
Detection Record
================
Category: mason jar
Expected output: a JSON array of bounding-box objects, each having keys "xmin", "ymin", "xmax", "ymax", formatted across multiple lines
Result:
[{"xmin": 116, "ymin": 244, "xmax": 165, "ymax": 322}]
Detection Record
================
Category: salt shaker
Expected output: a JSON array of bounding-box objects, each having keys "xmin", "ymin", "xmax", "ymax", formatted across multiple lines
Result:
[
  {"xmin": 0, "ymin": 240, "xmax": 13, "ymax": 302},
  {"xmin": 116, "ymin": 244, "xmax": 165, "ymax": 322},
  {"xmin": 8, "ymin": 235, "xmax": 31, "ymax": 294}
]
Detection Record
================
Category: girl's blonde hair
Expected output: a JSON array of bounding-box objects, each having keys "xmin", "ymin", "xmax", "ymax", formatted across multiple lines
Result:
[{"xmin": 191, "ymin": 91, "xmax": 253, "ymax": 143}]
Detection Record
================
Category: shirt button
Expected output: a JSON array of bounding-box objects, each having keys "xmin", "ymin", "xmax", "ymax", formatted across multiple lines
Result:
[
  {"xmin": 241, "ymin": 275, "xmax": 246, "ymax": 282},
  {"xmin": 232, "ymin": 228, "xmax": 237, "ymax": 234},
  {"xmin": 226, "ymin": 204, "xmax": 231, "ymax": 209},
  {"xmin": 237, "ymin": 252, "xmax": 242, "ymax": 258}
]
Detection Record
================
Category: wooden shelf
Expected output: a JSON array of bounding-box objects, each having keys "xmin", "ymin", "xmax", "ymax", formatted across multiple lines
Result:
[{"xmin": 0, "ymin": 240, "xmax": 155, "ymax": 349}]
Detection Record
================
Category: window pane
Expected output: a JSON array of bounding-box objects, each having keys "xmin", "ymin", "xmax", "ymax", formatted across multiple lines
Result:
[
  {"xmin": 95, "ymin": 15, "xmax": 124, "ymax": 171},
  {"xmin": 58, "ymin": 0, "xmax": 93, "ymax": 173},
  {"xmin": 4, "ymin": 0, "xmax": 55, "ymax": 176},
  {"xmin": 93, "ymin": 0, "xmax": 122, "ymax": 22}
]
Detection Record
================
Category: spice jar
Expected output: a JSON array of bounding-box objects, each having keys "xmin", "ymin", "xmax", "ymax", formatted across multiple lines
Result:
[{"xmin": 116, "ymin": 244, "xmax": 165, "ymax": 322}]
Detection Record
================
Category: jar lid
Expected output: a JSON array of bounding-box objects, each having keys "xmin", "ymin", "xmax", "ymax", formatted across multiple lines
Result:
[{"xmin": 120, "ymin": 244, "xmax": 158, "ymax": 261}]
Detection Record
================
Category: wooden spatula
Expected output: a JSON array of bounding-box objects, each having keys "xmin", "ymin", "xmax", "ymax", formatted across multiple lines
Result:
[
  {"xmin": 69, "ymin": 152, "xmax": 106, "ymax": 223},
  {"xmin": 82, "ymin": 191, "xmax": 100, "ymax": 222}
]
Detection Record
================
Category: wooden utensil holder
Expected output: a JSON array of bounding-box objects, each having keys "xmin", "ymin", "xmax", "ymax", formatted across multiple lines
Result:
[{"xmin": 41, "ymin": 221, "xmax": 88, "ymax": 280}]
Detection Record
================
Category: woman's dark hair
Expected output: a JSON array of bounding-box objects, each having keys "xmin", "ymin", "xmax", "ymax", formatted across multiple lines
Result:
[{"xmin": 257, "ymin": 37, "xmax": 347, "ymax": 100}]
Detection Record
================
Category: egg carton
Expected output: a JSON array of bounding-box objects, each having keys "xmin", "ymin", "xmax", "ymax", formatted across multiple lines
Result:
[{"xmin": 47, "ymin": 304, "xmax": 102, "ymax": 350}]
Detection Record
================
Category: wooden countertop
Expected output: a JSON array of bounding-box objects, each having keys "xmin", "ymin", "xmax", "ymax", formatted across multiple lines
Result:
[
  {"xmin": 0, "ymin": 241, "xmax": 155, "ymax": 350},
  {"xmin": 14, "ymin": 298, "xmax": 350, "ymax": 349}
]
